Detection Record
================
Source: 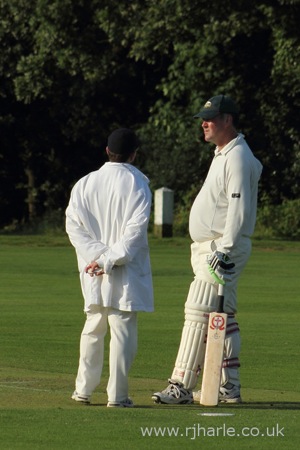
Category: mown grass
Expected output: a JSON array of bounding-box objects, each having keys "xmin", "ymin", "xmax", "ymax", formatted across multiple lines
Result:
[{"xmin": 0, "ymin": 235, "xmax": 299, "ymax": 449}]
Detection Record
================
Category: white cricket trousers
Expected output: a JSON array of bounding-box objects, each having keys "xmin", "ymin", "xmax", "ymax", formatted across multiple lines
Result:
[{"xmin": 75, "ymin": 305, "xmax": 138, "ymax": 402}]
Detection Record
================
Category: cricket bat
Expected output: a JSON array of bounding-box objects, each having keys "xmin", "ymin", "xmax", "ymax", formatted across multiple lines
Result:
[{"xmin": 200, "ymin": 284, "xmax": 227, "ymax": 406}]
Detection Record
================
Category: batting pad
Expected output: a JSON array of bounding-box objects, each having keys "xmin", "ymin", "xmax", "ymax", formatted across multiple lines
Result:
[{"xmin": 171, "ymin": 279, "xmax": 218, "ymax": 389}]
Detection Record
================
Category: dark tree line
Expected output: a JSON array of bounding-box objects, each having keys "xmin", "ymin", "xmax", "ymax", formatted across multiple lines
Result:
[{"xmin": 0, "ymin": 0, "xmax": 299, "ymax": 229}]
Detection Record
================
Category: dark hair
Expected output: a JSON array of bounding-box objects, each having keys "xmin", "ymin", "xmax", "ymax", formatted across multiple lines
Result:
[
  {"xmin": 231, "ymin": 113, "xmax": 239, "ymax": 128},
  {"xmin": 106, "ymin": 149, "xmax": 134, "ymax": 163},
  {"xmin": 219, "ymin": 112, "xmax": 239, "ymax": 128}
]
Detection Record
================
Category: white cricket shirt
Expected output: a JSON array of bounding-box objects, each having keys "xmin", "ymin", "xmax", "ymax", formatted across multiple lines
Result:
[{"xmin": 189, "ymin": 134, "xmax": 263, "ymax": 254}]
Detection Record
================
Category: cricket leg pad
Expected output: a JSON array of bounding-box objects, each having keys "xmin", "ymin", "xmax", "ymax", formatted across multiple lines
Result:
[
  {"xmin": 171, "ymin": 279, "xmax": 218, "ymax": 390},
  {"xmin": 221, "ymin": 317, "xmax": 241, "ymax": 387}
]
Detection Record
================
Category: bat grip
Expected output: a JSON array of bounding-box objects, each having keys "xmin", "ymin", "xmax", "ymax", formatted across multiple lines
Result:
[{"xmin": 217, "ymin": 283, "xmax": 225, "ymax": 313}]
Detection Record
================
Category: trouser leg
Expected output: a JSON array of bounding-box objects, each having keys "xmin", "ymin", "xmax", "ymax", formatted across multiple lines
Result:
[
  {"xmin": 222, "ymin": 317, "xmax": 241, "ymax": 387},
  {"xmin": 107, "ymin": 309, "xmax": 138, "ymax": 402},
  {"xmin": 219, "ymin": 237, "xmax": 251, "ymax": 388},
  {"xmin": 75, "ymin": 305, "xmax": 108, "ymax": 395}
]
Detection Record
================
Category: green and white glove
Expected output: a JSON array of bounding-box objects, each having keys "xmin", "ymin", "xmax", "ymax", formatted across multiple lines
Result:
[{"xmin": 207, "ymin": 251, "xmax": 235, "ymax": 285}]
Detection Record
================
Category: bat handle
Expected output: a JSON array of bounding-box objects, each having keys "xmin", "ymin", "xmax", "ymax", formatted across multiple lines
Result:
[{"xmin": 217, "ymin": 283, "xmax": 225, "ymax": 313}]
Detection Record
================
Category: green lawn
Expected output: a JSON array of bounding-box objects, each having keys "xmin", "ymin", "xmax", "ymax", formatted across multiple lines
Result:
[{"xmin": 0, "ymin": 235, "xmax": 299, "ymax": 449}]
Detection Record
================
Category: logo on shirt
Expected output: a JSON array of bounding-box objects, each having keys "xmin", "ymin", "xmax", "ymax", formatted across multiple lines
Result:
[{"xmin": 232, "ymin": 193, "xmax": 241, "ymax": 198}]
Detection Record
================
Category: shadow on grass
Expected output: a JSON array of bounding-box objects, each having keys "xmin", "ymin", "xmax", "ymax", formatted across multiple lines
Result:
[
  {"xmin": 216, "ymin": 401, "xmax": 300, "ymax": 411},
  {"xmin": 89, "ymin": 402, "xmax": 300, "ymax": 410}
]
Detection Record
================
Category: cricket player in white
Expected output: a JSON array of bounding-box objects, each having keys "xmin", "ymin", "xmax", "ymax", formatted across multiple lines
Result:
[
  {"xmin": 152, "ymin": 95, "xmax": 262, "ymax": 404},
  {"xmin": 66, "ymin": 128, "xmax": 154, "ymax": 407}
]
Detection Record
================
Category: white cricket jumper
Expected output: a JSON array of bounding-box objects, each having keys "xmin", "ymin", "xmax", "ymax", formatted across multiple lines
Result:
[{"xmin": 189, "ymin": 134, "xmax": 263, "ymax": 255}]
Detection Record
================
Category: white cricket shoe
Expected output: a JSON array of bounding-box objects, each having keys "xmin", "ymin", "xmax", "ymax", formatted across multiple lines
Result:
[
  {"xmin": 107, "ymin": 398, "xmax": 134, "ymax": 408},
  {"xmin": 152, "ymin": 379, "xmax": 194, "ymax": 404},
  {"xmin": 193, "ymin": 383, "xmax": 242, "ymax": 404},
  {"xmin": 219, "ymin": 384, "xmax": 242, "ymax": 403},
  {"xmin": 71, "ymin": 391, "xmax": 91, "ymax": 404}
]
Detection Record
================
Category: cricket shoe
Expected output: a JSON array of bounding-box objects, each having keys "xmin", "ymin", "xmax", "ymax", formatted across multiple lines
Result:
[
  {"xmin": 219, "ymin": 383, "xmax": 242, "ymax": 403},
  {"xmin": 152, "ymin": 379, "xmax": 194, "ymax": 404},
  {"xmin": 71, "ymin": 391, "xmax": 91, "ymax": 404},
  {"xmin": 193, "ymin": 383, "xmax": 242, "ymax": 404},
  {"xmin": 107, "ymin": 398, "xmax": 134, "ymax": 408}
]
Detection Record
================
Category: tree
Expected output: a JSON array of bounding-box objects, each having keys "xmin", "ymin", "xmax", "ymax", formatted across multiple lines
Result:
[
  {"xmin": 120, "ymin": 0, "xmax": 300, "ymax": 204},
  {"xmin": 0, "ymin": 0, "xmax": 299, "ymax": 229},
  {"xmin": 0, "ymin": 0, "xmax": 163, "ymax": 227}
]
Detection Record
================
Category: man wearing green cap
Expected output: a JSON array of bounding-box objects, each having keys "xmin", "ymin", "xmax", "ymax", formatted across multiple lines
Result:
[{"xmin": 152, "ymin": 95, "xmax": 262, "ymax": 405}]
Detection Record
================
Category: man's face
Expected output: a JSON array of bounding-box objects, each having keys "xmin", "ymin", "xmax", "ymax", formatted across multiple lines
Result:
[{"xmin": 201, "ymin": 114, "xmax": 229, "ymax": 146}]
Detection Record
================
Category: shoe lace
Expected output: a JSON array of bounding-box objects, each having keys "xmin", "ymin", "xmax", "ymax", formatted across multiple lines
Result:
[{"xmin": 163, "ymin": 382, "xmax": 183, "ymax": 399}]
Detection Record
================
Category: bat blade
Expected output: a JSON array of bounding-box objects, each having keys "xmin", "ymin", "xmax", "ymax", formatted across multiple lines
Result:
[{"xmin": 200, "ymin": 308, "xmax": 227, "ymax": 406}]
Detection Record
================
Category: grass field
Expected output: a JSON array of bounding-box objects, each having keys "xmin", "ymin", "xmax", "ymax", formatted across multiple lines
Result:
[{"xmin": 0, "ymin": 234, "xmax": 300, "ymax": 449}]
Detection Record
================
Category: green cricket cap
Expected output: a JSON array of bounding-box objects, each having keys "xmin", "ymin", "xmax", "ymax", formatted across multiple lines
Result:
[{"xmin": 193, "ymin": 95, "xmax": 239, "ymax": 120}]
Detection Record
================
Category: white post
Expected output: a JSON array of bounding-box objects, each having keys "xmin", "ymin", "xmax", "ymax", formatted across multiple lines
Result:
[{"xmin": 154, "ymin": 187, "xmax": 174, "ymax": 237}]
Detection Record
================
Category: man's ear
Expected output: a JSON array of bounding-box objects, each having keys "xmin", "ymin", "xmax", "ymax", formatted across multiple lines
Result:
[
  {"xmin": 226, "ymin": 114, "xmax": 233, "ymax": 124},
  {"xmin": 222, "ymin": 114, "xmax": 233, "ymax": 129}
]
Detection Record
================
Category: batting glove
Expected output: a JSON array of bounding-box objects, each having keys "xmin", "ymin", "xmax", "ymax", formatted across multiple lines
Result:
[{"xmin": 207, "ymin": 251, "xmax": 235, "ymax": 285}]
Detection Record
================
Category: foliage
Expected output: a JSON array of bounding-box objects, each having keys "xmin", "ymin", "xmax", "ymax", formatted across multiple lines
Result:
[
  {"xmin": 255, "ymin": 198, "xmax": 300, "ymax": 240},
  {"xmin": 0, "ymin": 0, "xmax": 161, "ymax": 225},
  {"xmin": 124, "ymin": 0, "xmax": 300, "ymax": 204},
  {"xmin": 0, "ymin": 0, "xmax": 299, "ymax": 229}
]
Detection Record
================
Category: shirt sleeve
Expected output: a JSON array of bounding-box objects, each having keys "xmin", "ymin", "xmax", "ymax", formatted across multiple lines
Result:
[
  {"xmin": 218, "ymin": 153, "xmax": 252, "ymax": 254},
  {"xmin": 65, "ymin": 185, "xmax": 109, "ymax": 263}
]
